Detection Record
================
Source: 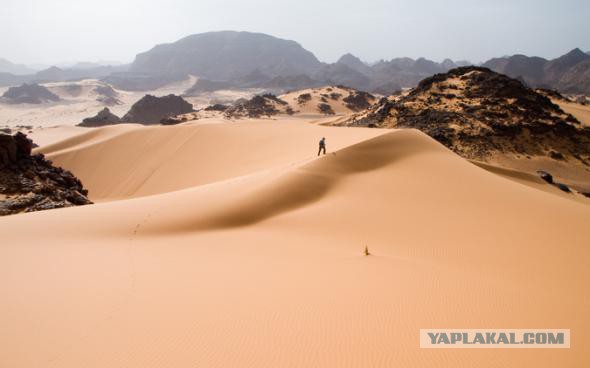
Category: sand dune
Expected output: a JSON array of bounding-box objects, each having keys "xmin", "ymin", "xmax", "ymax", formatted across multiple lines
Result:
[
  {"xmin": 1, "ymin": 122, "xmax": 589, "ymax": 367},
  {"xmin": 38, "ymin": 120, "xmax": 386, "ymax": 201}
]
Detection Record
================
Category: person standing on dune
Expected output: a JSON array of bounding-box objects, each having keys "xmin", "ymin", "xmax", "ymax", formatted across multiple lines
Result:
[{"xmin": 318, "ymin": 137, "xmax": 326, "ymax": 156}]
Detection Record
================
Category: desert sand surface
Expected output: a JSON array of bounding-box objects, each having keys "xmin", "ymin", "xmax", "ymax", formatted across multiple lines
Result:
[
  {"xmin": 0, "ymin": 76, "xmax": 255, "ymax": 128},
  {"xmin": 1, "ymin": 120, "xmax": 589, "ymax": 367},
  {"xmin": 37, "ymin": 119, "xmax": 387, "ymax": 201},
  {"xmin": 557, "ymin": 101, "xmax": 590, "ymax": 127}
]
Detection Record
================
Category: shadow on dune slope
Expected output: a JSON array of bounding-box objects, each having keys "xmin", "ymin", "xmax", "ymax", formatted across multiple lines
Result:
[{"xmin": 148, "ymin": 129, "xmax": 448, "ymax": 232}]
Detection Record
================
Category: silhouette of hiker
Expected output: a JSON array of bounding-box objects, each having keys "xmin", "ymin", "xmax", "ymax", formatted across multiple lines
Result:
[{"xmin": 318, "ymin": 137, "xmax": 326, "ymax": 156}]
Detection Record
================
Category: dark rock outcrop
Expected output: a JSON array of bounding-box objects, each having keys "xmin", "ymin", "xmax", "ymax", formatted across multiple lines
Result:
[
  {"xmin": 342, "ymin": 89, "xmax": 376, "ymax": 111},
  {"xmin": 1, "ymin": 83, "xmax": 60, "ymax": 104},
  {"xmin": 0, "ymin": 132, "xmax": 92, "ymax": 216},
  {"xmin": 297, "ymin": 93, "xmax": 312, "ymax": 104},
  {"xmin": 344, "ymin": 67, "xmax": 590, "ymax": 164},
  {"xmin": 122, "ymin": 94, "xmax": 194, "ymax": 124},
  {"xmin": 78, "ymin": 108, "xmax": 122, "ymax": 127},
  {"xmin": 224, "ymin": 94, "xmax": 290, "ymax": 119},
  {"xmin": 204, "ymin": 104, "xmax": 229, "ymax": 112},
  {"xmin": 317, "ymin": 103, "xmax": 335, "ymax": 115}
]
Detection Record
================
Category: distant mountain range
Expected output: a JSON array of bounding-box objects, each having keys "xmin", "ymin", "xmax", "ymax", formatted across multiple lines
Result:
[
  {"xmin": 123, "ymin": 31, "xmax": 470, "ymax": 94},
  {"xmin": 1, "ymin": 31, "xmax": 589, "ymax": 95},
  {"xmin": 482, "ymin": 48, "xmax": 590, "ymax": 94},
  {"xmin": 0, "ymin": 58, "xmax": 36, "ymax": 75}
]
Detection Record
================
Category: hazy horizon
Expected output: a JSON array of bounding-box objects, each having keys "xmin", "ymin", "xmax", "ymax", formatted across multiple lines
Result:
[{"xmin": 1, "ymin": 0, "xmax": 589, "ymax": 67}]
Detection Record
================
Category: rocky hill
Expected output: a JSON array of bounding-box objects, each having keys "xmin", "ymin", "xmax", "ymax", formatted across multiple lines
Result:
[
  {"xmin": 122, "ymin": 94, "xmax": 194, "ymax": 124},
  {"xmin": 219, "ymin": 86, "xmax": 377, "ymax": 119},
  {"xmin": 1, "ymin": 83, "xmax": 60, "ymax": 104},
  {"xmin": 0, "ymin": 132, "xmax": 92, "ymax": 216},
  {"xmin": 79, "ymin": 108, "xmax": 122, "ymax": 127},
  {"xmin": 279, "ymin": 86, "xmax": 377, "ymax": 116},
  {"xmin": 224, "ymin": 94, "xmax": 294, "ymax": 119},
  {"xmin": 341, "ymin": 67, "xmax": 590, "ymax": 166}
]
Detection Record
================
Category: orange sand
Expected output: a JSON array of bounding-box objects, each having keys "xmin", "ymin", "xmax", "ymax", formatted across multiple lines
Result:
[{"xmin": 1, "ymin": 121, "xmax": 589, "ymax": 367}]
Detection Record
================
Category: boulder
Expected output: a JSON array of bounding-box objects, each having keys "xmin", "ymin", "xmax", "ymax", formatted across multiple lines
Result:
[{"xmin": 536, "ymin": 170, "xmax": 553, "ymax": 184}]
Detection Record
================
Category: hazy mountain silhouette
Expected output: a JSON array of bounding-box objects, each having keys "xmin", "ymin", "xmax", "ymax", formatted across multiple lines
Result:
[
  {"xmin": 483, "ymin": 48, "xmax": 590, "ymax": 93},
  {"xmin": 130, "ymin": 31, "xmax": 323, "ymax": 79},
  {"xmin": 0, "ymin": 58, "xmax": 36, "ymax": 75},
  {"xmin": 0, "ymin": 32, "xmax": 589, "ymax": 95},
  {"xmin": 125, "ymin": 31, "xmax": 467, "ymax": 93}
]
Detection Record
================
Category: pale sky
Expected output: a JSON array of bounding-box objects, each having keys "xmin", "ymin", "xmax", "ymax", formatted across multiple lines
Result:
[{"xmin": 1, "ymin": 0, "xmax": 589, "ymax": 66}]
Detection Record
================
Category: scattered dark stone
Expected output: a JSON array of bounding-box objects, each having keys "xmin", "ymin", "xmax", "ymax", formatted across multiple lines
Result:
[
  {"xmin": 204, "ymin": 104, "xmax": 229, "ymax": 112},
  {"xmin": 536, "ymin": 88, "xmax": 567, "ymax": 101},
  {"xmin": 343, "ymin": 90, "xmax": 375, "ymax": 111},
  {"xmin": 537, "ymin": 170, "xmax": 553, "ymax": 184},
  {"xmin": 224, "ymin": 94, "xmax": 289, "ymax": 119},
  {"xmin": 317, "ymin": 103, "xmax": 335, "ymax": 115},
  {"xmin": 549, "ymin": 150, "xmax": 566, "ymax": 161},
  {"xmin": 297, "ymin": 93, "xmax": 312, "ymax": 104},
  {"xmin": 556, "ymin": 183, "xmax": 571, "ymax": 193}
]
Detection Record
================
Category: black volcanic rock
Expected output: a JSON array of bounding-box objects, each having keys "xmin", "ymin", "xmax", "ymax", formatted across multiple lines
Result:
[
  {"xmin": 342, "ymin": 89, "xmax": 376, "ymax": 111},
  {"xmin": 224, "ymin": 94, "xmax": 290, "ymax": 119},
  {"xmin": 1, "ymin": 83, "xmax": 60, "ymax": 104},
  {"xmin": 78, "ymin": 108, "xmax": 122, "ymax": 127},
  {"xmin": 317, "ymin": 103, "xmax": 335, "ymax": 115},
  {"xmin": 345, "ymin": 67, "xmax": 590, "ymax": 164},
  {"xmin": 122, "ymin": 94, "xmax": 194, "ymax": 124},
  {"xmin": 0, "ymin": 132, "xmax": 92, "ymax": 216}
]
